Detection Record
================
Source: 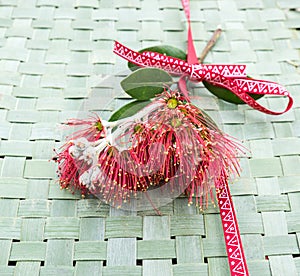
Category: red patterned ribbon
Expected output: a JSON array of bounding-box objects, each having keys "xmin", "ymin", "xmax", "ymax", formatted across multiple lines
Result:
[
  {"xmin": 114, "ymin": 41, "xmax": 250, "ymax": 275},
  {"xmin": 178, "ymin": 0, "xmax": 198, "ymax": 99},
  {"xmin": 113, "ymin": 42, "xmax": 293, "ymax": 115},
  {"xmin": 113, "ymin": 1, "xmax": 293, "ymax": 275},
  {"xmin": 181, "ymin": 0, "xmax": 198, "ymax": 64},
  {"xmin": 183, "ymin": 3, "xmax": 249, "ymax": 273},
  {"xmin": 217, "ymin": 178, "xmax": 249, "ymax": 275}
]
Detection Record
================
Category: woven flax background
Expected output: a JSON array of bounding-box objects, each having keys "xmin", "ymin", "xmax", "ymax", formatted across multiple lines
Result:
[{"xmin": 0, "ymin": 0, "xmax": 300, "ymax": 275}]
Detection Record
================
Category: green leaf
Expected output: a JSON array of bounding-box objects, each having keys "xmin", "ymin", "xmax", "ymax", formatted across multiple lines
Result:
[
  {"xmin": 109, "ymin": 100, "xmax": 151, "ymax": 122},
  {"xmin": 128, "ymin": 45, "xmax": 187, "ymax": 71},
  {"xmin": 121, "ymin": 68, "xmax": 173, "ymax": 100},
  {"xmin": 203, "ymin": 79, "xmax": 264, "ymax": 105}
]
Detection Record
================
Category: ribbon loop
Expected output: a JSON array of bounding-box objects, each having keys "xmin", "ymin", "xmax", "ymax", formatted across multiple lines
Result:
[
  {"xmin": 181, "ymin": 0, "xmax": 198, "ymax": 64},
  {"xmin": 113, "ymin": 41, "xmax": 293, "ymax": 115}
]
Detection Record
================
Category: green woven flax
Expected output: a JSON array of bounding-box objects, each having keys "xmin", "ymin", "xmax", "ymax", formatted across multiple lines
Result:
[{"xmin": 0, "ymin": 0, "xmax": 299, "ymax": 275}]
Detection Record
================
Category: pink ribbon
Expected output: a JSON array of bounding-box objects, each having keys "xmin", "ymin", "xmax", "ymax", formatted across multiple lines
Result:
[
  {"xmin": 181, "ymin": 0, "xmax": 198, "ymax": 64},
  {"xmin": 113, "ymin": 42, "xmax": 293, "ymax": 115},
  {"xmin": 183, "ymin": 0, "xmax": 251, "ymax": 276},
  {"xmin": 217, "ymin": 178, "xmax": 249, "ymax": 276},
  {"xmin": 113, "ymin": 1, "xmax": 294, "ymax": 275},
  {"xmin": 113, "ymin": 40, "xmax": 251, "ymax": 275}
]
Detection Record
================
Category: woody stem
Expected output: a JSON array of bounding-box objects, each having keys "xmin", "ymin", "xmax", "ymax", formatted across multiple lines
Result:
[{"xmin": 198, "ymin": 25, "xmax": 222, "ymax": 64}]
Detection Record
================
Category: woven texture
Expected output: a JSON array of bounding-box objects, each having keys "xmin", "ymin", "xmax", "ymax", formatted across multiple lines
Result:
[{"xmin": 0, "ymin": 0, "xmax": 300, "ymax": 275}]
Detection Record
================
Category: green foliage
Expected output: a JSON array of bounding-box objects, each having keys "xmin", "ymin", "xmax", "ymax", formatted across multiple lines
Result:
[
  {"xmin": 109, "ymin": 100, "xmax": 151, "ymax": 122},
  {"xmin": 121, "ymin": 68, "xmax": 173, "ymax": 100}
]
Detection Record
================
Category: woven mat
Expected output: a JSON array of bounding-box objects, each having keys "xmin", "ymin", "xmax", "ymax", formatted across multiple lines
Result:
[{"xmin": 0, "ymin": 0, "xmax": 300, "ymax": 275}]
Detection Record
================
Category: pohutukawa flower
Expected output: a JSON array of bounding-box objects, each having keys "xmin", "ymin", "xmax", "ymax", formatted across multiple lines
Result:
[
  {"xmin": 54, "ymin": 115, "xmax": 111, "ymax": 194},
  {"xmin": 114, "ymin": 89, "xmax": 243, "ymax": 209},
  {"xmin": 53, "ymin": 138, "xmax": 96, "ymax": 195},
  {"xmin": 79, "ymin": 144, "xmax": 150, "ymax": 208},
  {"xmin": 66, "ymin": 114, "xmax": 106, "ymax": 142},
  {"xmin": 54, "ymin": 88, "xmax": 243, "ymax": 211}
]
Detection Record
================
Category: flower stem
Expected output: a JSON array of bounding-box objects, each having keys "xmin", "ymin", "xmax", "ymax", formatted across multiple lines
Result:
[
  {"xmin": 144, "ymin": 191, "xmax": 162, "ymax": 216},
  {"xmin": 198, "ymin": 25, "xmax": 222, "ymax": 64}
]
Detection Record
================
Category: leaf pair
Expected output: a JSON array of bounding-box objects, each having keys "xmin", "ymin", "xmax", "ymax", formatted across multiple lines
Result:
[{"xmin": 110, "ymin": 67, "xmax": 172, "ymax": 121}]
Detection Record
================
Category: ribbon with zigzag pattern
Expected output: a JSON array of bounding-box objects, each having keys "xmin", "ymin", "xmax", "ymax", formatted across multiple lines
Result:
[
  {"xmin": 217, "ymin": 176, "xmax": 249, "ymax": 276},
  {"xmin": 113, "ymin": 41, "xmax": 293, "ymax": 116},
  {"xmin": 113, "ymin": 1, "xmax": 294, "ymax": 275},
  {"xmin": 113, "ymin": 40, "xmax": 251, "ymax": 276},
  {"xmin": 184, "ymin": 3, "xmax": 248, "ymax": 274}
]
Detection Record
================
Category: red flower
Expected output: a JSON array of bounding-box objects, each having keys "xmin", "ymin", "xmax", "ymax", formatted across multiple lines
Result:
[
  {"xmin": 54, "ymin": 136, "xmax": 107, "ymax": 194},
  {"xmin": 66, "ymin": 114, "xmax": 106, "ymax": 142},
  {"xmin": 54, "ymin": 114, "xmax": 107, "ymax": 194},
  {"xmin": 115, "ymin": 89, "xmax": 243, "ymax": 209},
  {"xmin": 54, "ymin": 89, "xmax": 243, "ymax": 211},
  {"xmin": 79, "ymin": 144, "xmax": 150, "ymax": 207}
]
